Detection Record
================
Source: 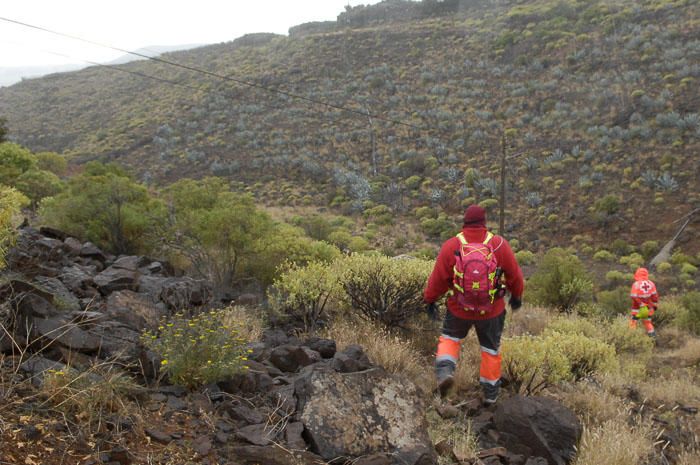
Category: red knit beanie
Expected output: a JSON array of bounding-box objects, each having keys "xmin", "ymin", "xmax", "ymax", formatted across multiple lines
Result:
[{"xmin": 463, "ymin": 205, "xmax": 486, "ymax": 227}]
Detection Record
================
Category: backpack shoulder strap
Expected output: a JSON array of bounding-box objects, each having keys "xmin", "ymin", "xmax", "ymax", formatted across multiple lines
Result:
[
  {"xmin": 456, "ymin": 232, "xmax": 467, "ymax": 245},
  {"xmin": 483, "ymin": 231, "xmax": 494, "ymax": 245}
]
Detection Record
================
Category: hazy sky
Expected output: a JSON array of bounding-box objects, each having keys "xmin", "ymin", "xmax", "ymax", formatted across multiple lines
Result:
[{"xmin": 1, "ymin": 0, "xmax": 383, "ymax": 67}]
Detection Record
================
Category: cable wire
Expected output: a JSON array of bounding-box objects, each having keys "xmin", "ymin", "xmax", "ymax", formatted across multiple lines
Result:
[{"xmin": 0, "ymin": 16, "xmax": 430, "ymax": 132}]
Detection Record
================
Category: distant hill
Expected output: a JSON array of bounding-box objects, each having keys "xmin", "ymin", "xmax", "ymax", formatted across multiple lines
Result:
[
  {"xmin": 0, "ymin": 64, "xmax": 85, "ymax": 87},
  {"xmin": 0, "ymin": 44, "xmax": 204, "ymax": 87},
  {"xmin": 105, "ymin": 44, "xmax": 204, "ymax": 65},
  {"xmin": 0, "ymin": 0, "xmax": 698, "ymax": 252}
]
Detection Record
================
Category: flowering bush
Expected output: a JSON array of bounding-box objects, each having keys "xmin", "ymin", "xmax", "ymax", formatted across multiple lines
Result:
[{"xmin": 142, "ymin": 308, "xmax": 252, "ymax": 388}]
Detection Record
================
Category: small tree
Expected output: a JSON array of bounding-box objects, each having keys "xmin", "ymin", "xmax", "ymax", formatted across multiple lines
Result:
[
  {"xmin": 0, "ymin": 142, "xmax": 36, "ymax": 185},
  {"xmin": 528, "ymin": 248, "xmax": 593, "ymax": 312},
  {"xmin": 161, "ymin": 177, "xmax": 275, "ymax": 297},
  {"xmin": 39, "ymin": 162, "xmax": 163, "ymax": 254},
  {"xmin": 14, "ymin": 169, "xmax": 64, "ymax": 209}
]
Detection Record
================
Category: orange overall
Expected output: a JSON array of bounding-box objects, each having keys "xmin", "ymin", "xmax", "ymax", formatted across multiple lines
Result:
[{"xmin": 629, "ymin": 268, "xmax": 658, "ymax": 335}]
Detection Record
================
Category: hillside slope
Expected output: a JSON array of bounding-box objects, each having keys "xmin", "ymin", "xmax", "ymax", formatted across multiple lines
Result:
[{"xmin": 0, "ymin": 0, "xmax": 699, "ymax": 252}]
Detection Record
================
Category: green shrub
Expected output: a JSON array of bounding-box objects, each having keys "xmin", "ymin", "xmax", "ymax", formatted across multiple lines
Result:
[
  {"xmin": 502, "ymin": 335, "xmax": 571, "ymax": 394},
  {"xmin": 593, "ymin": 250, "xmax": 615, "ymax": 262},
  {"xmin": 619, "ymin": 253, "xmax": 644, "ymax": 271},
  {"xmin": 671, "ymin": 251, "xmax": 694, "ymax": 266},
  {"xmin": 340, "ymin": 254, "xmax": 433, "ymax": 327},
  {"xmin": 544, "ymin": 315, "xmax": 598, "ymax": 339},
  {"xmin": 528, "ymin": 248, "xmax": 593, "ymax": 311},
  {"xmin": 14, "ymin": 169, "xmax": 64, "ymax": 208},
  {"xmin": 594, "ymin": 194, "xmax": 620, "ymax": 216},
  {"xmin": 268, "ymin": 261, "xmax": 341, "ymax": 331},
  {"xmin": 364, "ymin": 204, "xmax": 393, "ymax": 225},
  {"xmin": 0, "ymin": 142, "xmax": 36, "ymax": 185},
  {"xmin": 656, "ymin": 262, "xmax": 672, "ymax": 273},
  {"xmin": 414, "ymin": 206, "xmax": 436, "ymax": 219},
  {"xmin": 328, "ymin": 230, "xmax": 352, "ymax": 249},
  {"xmin": 680, "ymin": 263, "xmax": 698, "ymax": 275},
  {"xmin": 640, "ymin": 241, "xmax": 659, "ymax": 260},
  {"xmin": 596, "ymin": 287, "xmax": 630, "ymax": 316},
  {"xmin": 40, "ymin": 162, "xmax": 164, "ymax": 255},
  {"xmin": 611, "ymin": 239, "xmax": 633, "ymax": 256},
  {"xmin": 675, "ymin": 291, "xmax": 700, "ymax": 335},
  {"xmin": 347, "ymin": 236, "xmax": 370, "ymax": 252},
  {"xmin": 604, "ymin": 270, "xmax": 627, "ymax": 285},
  {"xmin": 0, "ymin": 186, "xmax": 29, "ymax": 269},
  {"xmin": 142, "ymin": 309, "xmax": 253, "ymax": 389},
  {"xmin": 515, "ymin": 250, "xmax": 535, "ymax": 265},
  {"xmin": 479, "ymin": 198, "xmax": 499, "ymax": 209},
  {"xmin": 548, "ymin": 331, "xmax": 619, "ymax": 381},
  {"xmin": 35, "ymin": 151, "xmax": 67, "ymax": 176},
  {"xmin": 603, "ymin": 316, "xmax": 654, "ymax": 358}
]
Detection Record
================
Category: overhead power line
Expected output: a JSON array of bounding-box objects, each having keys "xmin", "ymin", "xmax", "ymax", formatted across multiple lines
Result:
[{"xmin": 0, "ymin": 16, "xmax": 429, "ymax": 132}]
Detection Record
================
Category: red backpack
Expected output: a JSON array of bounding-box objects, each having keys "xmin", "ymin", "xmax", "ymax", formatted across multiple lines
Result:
[{"xmin": 452, "ymin": 232, "xmax": 504, "ymax": 313}]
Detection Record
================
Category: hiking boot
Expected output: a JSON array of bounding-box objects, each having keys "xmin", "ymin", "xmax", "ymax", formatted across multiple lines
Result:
[
  {"xmin": 436, "ymin": 360, "xmax": 456, "ymax": 396},
  {"xmin": 647, "ymin": 331, "xmax": 657, "ymax": 339},
  {"xmin": 481, "ymin": 380, "xmax": 501, "ymax": 405}
]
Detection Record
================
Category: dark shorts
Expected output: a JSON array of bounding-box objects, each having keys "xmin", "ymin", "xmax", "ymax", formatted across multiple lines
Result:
[{"xmin": 442, "ymin": 310, "xmax": 506, "ymax": 352}]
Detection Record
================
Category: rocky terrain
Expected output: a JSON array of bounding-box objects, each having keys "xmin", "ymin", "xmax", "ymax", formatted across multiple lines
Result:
[{"xmin": 0, "ymin": 226, "xmax": 594, "ymax": 465}]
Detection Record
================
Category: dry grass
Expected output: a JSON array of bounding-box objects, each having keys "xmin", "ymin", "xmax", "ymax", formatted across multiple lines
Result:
[
  {"xmin": 663, "ymin": 337, "xmax": 700, "ymax": 368},
  {"xmin": 656, "ymin": 326, "xmax": 690, "ymax": 350},
  {"xmin": 452, "ymin": 333, "xmax": 483, "ymax": 392},
  {"xmin": 573, "ymin": 418, "xmax": 653, "ymax": 465},
  {"xmin": 40, "ymin": 360, "xmax": 143, "ymax": 432},
  {"xmin": 426, "ymin": 407, "xmax": 478, "ymax": 465},
  {"xmin": 560, "ymin": 381, "xmax": 630, "ymax": 425},
  {"xmin": 220, "ymin": 304, "xmax": 264, "ymax": 342},
  {"xmin": 677, "ymin": 450, "xmax": 700, "ymax": 465},
  {"xmin": 505, "ymin": 304, "xmax": 553, "ymax": 337},
  {"xmin": 325, "ymin": 317, "xmax": 431, "ymax": 392},
  {"xmin": 639, "ymin": 374, "xmax": 700, "ymax": 406}
]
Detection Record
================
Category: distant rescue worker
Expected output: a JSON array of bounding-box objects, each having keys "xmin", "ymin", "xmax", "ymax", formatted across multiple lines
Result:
[
  {"xmin": 424, "ymin": 205, "xmax": 524, "ymax": 404},
  {"xmin": 629, "ymin": 267, "xmax": 658, "ymax": 337}
]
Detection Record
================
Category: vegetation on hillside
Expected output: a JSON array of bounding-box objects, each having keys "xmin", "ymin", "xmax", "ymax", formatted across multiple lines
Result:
[{"xmin": 0, "ymin": 0, "xmax": 697, "ymax": 259}]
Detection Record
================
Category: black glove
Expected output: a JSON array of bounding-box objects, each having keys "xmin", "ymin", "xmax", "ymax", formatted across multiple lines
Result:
[
  {"xmin": 509, "ymin": 295, "xmax": 522, "ymax": 311},
  {"xmin": 426, "ymin": 302, "xmax": 439, "ymax": 320}
]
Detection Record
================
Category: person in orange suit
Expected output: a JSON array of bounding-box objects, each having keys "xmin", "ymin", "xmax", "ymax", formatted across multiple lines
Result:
[{"xmin": 630, "ymin": 267, "xmax": 658, "ymax": 338}]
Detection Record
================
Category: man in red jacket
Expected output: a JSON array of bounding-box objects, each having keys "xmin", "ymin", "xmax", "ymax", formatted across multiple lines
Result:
[{"xmin": 424, "ymin": 205, "xmax": 524, "ymax": 404}]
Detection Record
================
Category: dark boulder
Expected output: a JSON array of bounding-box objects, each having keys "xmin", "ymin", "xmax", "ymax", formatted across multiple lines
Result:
[
  {"xmin": 306, "ymin": 337, "xmax": 336, "ymax": 358},
  {"xmin": 269, "ymin": 345, "xmax": 314, "ymax": 373},
  {"xmin": 494, "ymin": 395, "xmax": 582, "ymax": 465},
  {"xmin": 80, "ymin": 242, "xmax": 108, "ymax": 263},
  {"xmin": 34, "ymin": 316, "xmax": 101, "ymax": 352},
  {"xmin": 58, "ymin": 265, "xmax": 96, "ymax": 297},
  {"xmin": 112, "ymin": 255, "xmax": 152, "ymax": 271},
  {"xmin": 33, "ymin": 276, "xmax": 81, "ymax": 312},
  {"xmin": 227, "ymin": 445, "xmax": 322, "ymax": 465},
  {"xmin": 103, "ymin": 290, "xmax": 168, "ymax": 331},
  {"xmin": 331, "ymin": 344, "xmax": 372, "ymax": 373},
  {"xmin": 235, "ymin": 423, "xmax": 273, "ymax": 446},
  {"xmin": 94, "ymin": 267, "xmax": 139, "ymax": 295}
]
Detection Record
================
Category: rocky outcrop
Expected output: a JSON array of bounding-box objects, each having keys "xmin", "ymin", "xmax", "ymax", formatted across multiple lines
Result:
[
  {"xmin": 296, "ymin": 366, "xmax": 437, "ymax": 464},
  {"xmin": 494, "ymin": 395, "xmax": 582, "ymax": 465},
  {"xmin": 1, "ymin": 227, "xmax": 211, "ymax": 372}
]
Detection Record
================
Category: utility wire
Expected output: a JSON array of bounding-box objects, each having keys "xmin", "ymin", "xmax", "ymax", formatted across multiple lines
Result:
[
  {"xmin": 1, "ymin": 39, "xmax": 301, "ymax": 118},
  {"xmin": 0, "ymin": 16, "xmax": 430, "ymax": 132}
]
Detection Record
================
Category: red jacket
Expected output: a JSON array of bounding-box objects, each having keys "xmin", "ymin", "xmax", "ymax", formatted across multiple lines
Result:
[{"xmin": 424, "ymin": 226, "xmax": 524, "ymax": 320}]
